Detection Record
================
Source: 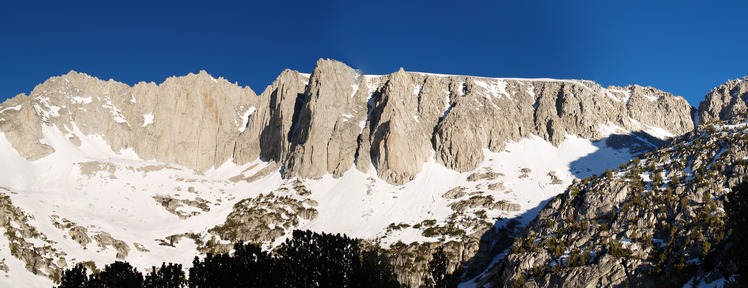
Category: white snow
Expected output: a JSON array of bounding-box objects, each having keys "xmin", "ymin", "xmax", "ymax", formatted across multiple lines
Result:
[
  {"xmin": 102, "ymin": 99, "xmax": 128, "ymax": 125},
  {"xmin": 358, "ymin": 76, "xmax": 381, "ymax": 133},
  {"xmin": 440, "ymin": 89, "xmax": 451, "ymax": 121},
  {"xmin": 473, "ymin": 79, "xmax": 510, "ymax": 99},
  {"xmin": 413, "ymin": 71, "xmax": 587, "ymax": 84},
  {"xmin": 0, "ymin": 124, "xmax": 285, "ymax": 284},
  {"xmin": 527, "ymin": 84, "xmax": 536, "ymax": 99},
  {"xmin": 0, "ymin": 105, "xmax": 22, "ymax": 114},
  {"xmin": 365, "ymin": 76, "xmax": 380, "ymax": 95},
  {"xmin": 237, "ymin": 106, "xmax": 256, "ymax": 132},
  {"xmin": 646, "ymin": 126, "xmax": 675, "ymax": 139},
  {"xmin": 0, "ymin": 110, "xmax": 641, "ymax": 285},
  {"xmin": 72, "ymin": 96, "xmax": 93, "ymax": 105},
  {"xmin": 607, "ymin": 88, "xmax": 632, "ymax": 103},
  {"xmin": 142, "ymin": 113, "xmax": 154, "ymax": 127},
  {"xmin": 300, "ymin": 135, "xmax": 633, "ymax": 246},
  {"xmin": 682, "ymin": 275, "xmax": 727, "ymax": 288},
  {"xmin": 413, "ymin": 84, "xmax": 422, "ymax": 95},
  {"xmin": 598, "ymin": 122, "xmax": 628, "ymax": 135},
  {"xmin": 33, "ymin": 97, "xmax": 61, "ymax": 120},
  {"xmin": 350, "ymin": 84, "xmax": 359, "ymax": 98},
  {"xmin": 643, "ymin": 94, "xmax": 659, "ymax": 101}
]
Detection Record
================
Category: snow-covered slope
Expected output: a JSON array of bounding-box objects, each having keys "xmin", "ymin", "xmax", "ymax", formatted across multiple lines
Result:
[{"xmin": 0, "ymin": 123, "xmax": 642, "ymax": 286}]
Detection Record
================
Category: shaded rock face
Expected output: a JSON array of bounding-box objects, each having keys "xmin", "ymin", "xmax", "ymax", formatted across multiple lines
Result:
[
  {"xmin": 0, "ymin": 59, "xmax": 694, "ymax": 185},
  {"xmin": 697, "ymin": 77, "xmax": 748, "ymax": 124}
]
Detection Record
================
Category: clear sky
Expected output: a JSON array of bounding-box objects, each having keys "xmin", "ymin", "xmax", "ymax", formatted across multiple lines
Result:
[{"xmin": 1, "ymin": 0, "xmax": 747, "ymax": 106}]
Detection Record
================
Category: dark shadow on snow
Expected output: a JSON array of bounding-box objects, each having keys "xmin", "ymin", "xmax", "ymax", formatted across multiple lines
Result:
[
  {"xmin": 460, "ymin": 132, "xmax": 670, "ymax": 285},
  {"xmin": 569, "ymin": 132, "xmax": 668, "ymax": 179}
]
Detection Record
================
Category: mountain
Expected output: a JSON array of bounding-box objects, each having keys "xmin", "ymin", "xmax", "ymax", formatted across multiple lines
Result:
[
  {"xmin": 0, "ymin": 59, "xmax": 694, "ymax": 287},
  {"xmin": 476, "ymin": 79, "xmax": 748, "ymax": 287}
]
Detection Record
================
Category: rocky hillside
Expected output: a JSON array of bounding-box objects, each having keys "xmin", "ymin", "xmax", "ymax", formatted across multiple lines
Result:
[
  {"xmin": 478, "ymin": 83, "xmax": 748, "ymax": 287},
  {"xmin": 0, "ymin": 59, "xmax": 696, "ymax": 287}
]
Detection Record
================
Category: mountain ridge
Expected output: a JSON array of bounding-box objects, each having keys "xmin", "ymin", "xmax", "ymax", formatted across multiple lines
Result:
[
  {"xmin": 0, "ymin": 59, "xmax": 708, "ymax": 287},
  {"xmin": 0, "ymin": 59, "xmax": 694, "ymax": 184}
]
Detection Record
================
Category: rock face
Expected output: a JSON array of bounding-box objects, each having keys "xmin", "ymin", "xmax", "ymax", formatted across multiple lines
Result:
[
  {"xmin": 698, "ymin": 77, "xmax": 748, "ymax": 124},
  {"xmin": 285, "ymin": 60, "xmax": 363, "ymax": 178},
  {"xmin": 0, "ymin": 59, "xmax": 694, "ymax": 186},
  {"xmin": 482, "ymin": 113, "xmax": 748, "ymax": 287},
  {"xmin": 0, "ymin": 70, "xmax": 262, "ymax": 170}
]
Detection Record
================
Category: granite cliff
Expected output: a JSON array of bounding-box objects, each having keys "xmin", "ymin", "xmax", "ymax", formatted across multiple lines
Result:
[{"xmin": 0, "ymin": 59, "xmax": 693, "ymax": 185}]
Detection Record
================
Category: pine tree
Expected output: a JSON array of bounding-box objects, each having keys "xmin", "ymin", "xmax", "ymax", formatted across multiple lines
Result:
[
  {"xmin": 356, "ymin": 248, "xmax": 401, "ymax": 288},
  {"xmin": 56, "ymin": 263, "xmax": 89, "ymax": 288},
  {"xmin": 426, "ymin": 247, "xmax": 449, "ymax": 288},
  {"xmin": 232, "ymin": 241, "xmax": 274, "ymax": 287},
  {"xmin": 145, "ymin": 262, "xmax": 185, "ymax": 288},
  {"xmin": 726, "ymin": 181, "xmax": 748, "ymax": 277},
  {"xmin": 88, "ymin": 261, "xmax": 143, "ymax": 288},
  {"xmin": 276, "ymin": 230, "xmax": 362, "ymax": 288}
]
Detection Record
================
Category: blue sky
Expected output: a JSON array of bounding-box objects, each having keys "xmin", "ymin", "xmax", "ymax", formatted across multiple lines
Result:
[{"xmin": 1, "ymin": 0, "xmax": 747, "ymax": 106}]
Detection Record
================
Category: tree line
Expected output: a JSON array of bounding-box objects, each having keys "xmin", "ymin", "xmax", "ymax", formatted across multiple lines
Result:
[{"xmin": 55, "ymin": 229, "xmax": 456, "ymax": 288}]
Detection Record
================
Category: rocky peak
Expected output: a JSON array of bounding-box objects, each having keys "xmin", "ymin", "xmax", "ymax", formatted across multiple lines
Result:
[
  {"xmin": 283, "ymin": 59, "xmax": 362, "ymax": 179},
  {"xmin": 0, "ymin": 69, "xmax": 258, "ymax": 170},
  {"xmin": 697, "ymin": 76, "xmax": 748, "ymax": 124}
]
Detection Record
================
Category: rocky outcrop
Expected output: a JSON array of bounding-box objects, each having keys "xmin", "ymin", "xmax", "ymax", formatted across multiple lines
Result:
[
  {"xmin": 284, "ymin": 59, "xmax": 364, "ymax": 178},
  {"xmin": 93, "ymin": 232, "xmax": 130, "ymax": 260},
  {"xmin": 153, "ymin": 195, "xmax": 211, "ymax": 219},
  {"xmin": 205, "ymin": 181, "xmax": 318, "ymax": 253},
  {"xmin": 482, "ymin": 114, "xmax": 748, "ymax": 287},
  {"xmin": 0, "ymin": 193, "xmax": 66, "ymax": 280},
  {"xmin": 68, "ymin": 226, "xmax": 91, "ymax": 248},
  {"xmin": 0, "ymin": 60, "xmax": 694, "ymax": 186},
  {"xmin": 697, "ymin": 77, "xmax": 748, "ymax": 124}
]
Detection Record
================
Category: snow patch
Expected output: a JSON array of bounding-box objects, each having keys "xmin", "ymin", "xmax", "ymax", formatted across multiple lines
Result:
[
  {"xmin": 33, "ymin": 97, "xmax": 61, "ymax": 120},
  {"xmin": 473, "ymin": 79, "xmax": 510, "ymax": 99},
  {"xmin": 607, "ymin": 88, "xmax": 632, "ymax": 103},
  {"xmin": 645, "ymin": 126, "xmax": 674, "ymax": 139},
  {"xmin": 598, "ymin": 122, "xmax": 628, "ymax": 136},
  {"xmin": 72, "ymin": 96, "xmax": 92, "ymax": 105},
  {"xmin": 643, "ymin": 94, "xmax": 659, "ymax": 101},
  {"xmin": 142, "ymin": 113, "xmax": 154, "ymax": 127},
  {"xmin": 102, "ymin": 99, "xmax": 128, "ymax": 125},
  {"xmin": 527, "ymin": 84, "xmax": 536, "ymax": 99},
  {"xmin": 350, "ymin": 84, "xmax": 359, "ymax": 98},
  {"xmin": 0, "ymin": 105, "xmax": 22, "ymax": 114},
  {"xmin": 238, "ymin": 106, "xmax": 256, "ymax": 132}
]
